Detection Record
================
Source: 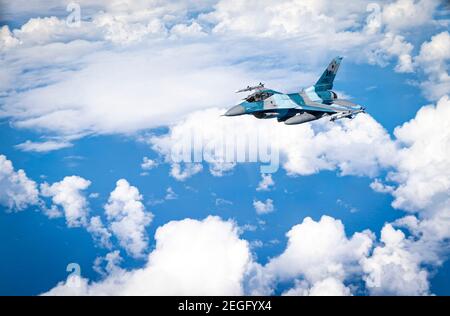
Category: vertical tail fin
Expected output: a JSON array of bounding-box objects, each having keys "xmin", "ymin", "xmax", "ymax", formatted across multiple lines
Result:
[{"xmin": 314, "ymin": 56, "xmax": 343, "ymax": 91}]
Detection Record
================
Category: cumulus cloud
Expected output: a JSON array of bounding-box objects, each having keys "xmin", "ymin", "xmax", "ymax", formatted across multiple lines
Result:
[
  {"xmin": 41, "ymin": 210, "xmax": 445, "ymax": 296},
  {"xmin": 0, "ymin": 154, "xmax": 39, "ymax": 211},
  {"xmin": 283, "ymin": 277, "xmax": 352, "ymax": 296},
  {"xmin": 40, "ymin": 176, "xmax": 91, "ymax": 227},
  {"xmin": 150, "ymin": 91, "xmax": 450, "ymax": 259},
  {"xmin": 253, "ymin": 199, "xmax": 275, "ymax": 215},
  {"xmin": 0, "ymin": 25, "xmax": 19, "ymax": 50},
  {"xmin": 149, "ymin": 108, "xmax": 396, "ymax": 179},
  {"xmin": 93, "ymin": 250, "xmax": 123, "ymax": 277},
  {"xmin": 377, "ymin": 0, "xmax": 440, "ymax": 32},
  {"xmin": 370, "ymin": 178, "xmax": 394, "ymax": 194},
  {"xmin": 87, "ymin": 216, "xmax": 112, "ymax": 249},
  {"xmin": 42, "ymin": 95, "xmax": 442, "ymax": 295},
  {"xmin": 389, "ymin": 95, "xmax": 450, "ymax": 214},
  {"xmin": 414, "ymin": 32, "xmax": 450, "ymax": 100},
  {"xmin": 44, "ymin": 214, "xmax": 377, "ymax": 296},
  {"xmin": 363, "ymin": 224, "xmax": 430, "ymax": 295},
  {"xmin": 169, "ymin": 163, "xmax": 203, "ymax": 181},
  {"xmin": 386, "ymin": 96, "xmax": 450, "ymax": 276},
  {"xmin": 170, "ymin": 22, "xmax": 207, "ymax": 38},
  {"xmin": 256, "ymin": 174, "xmax": 274, "ymax": 191},
  {"xmin": 205, "ymin": 0, "xmax": 428, "ymax": 73},
  {"xmin": 104, "ymin": 179, "xmax": 153, "ymax": 258},
  {"xmin": 2, "ymin": 0, "xmax": 450, "ymax": 296},
  {"xmin": 377, "ymin": 32, "xmax": 414, "ymax": 73},
  {"xmin": 38, "ymin": 176, "xmax": 154, "ymax": 255},
  {"xmin": 43, "ymin": 216, "xmax": 252, "ymax": 295},
  {"xmin": 140, "ymin": 156, "xmax": 157, "ymax": 171},
  {"xmin": 247, "ymin": 216, "xmax": 374, "ymax": 296},
  {"xmin": 365, "ymin": 95, "xmax": 450, "ymax": 293}
]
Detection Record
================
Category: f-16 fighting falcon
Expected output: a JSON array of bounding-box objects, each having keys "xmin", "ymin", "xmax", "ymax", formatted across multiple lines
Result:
[{"xmin": 224, "ymin": 57, "xmax": 365, "ymax": 125}]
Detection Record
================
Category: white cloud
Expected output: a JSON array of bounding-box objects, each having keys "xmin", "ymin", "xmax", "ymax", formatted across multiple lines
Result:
[
  {"xmin": 270, "ymin": 215, "xmax": 373, "ymax": 281},
  {"xmin": 379, "ymin": 0, "xmax": 440, "ymax": 32},
  {"xmin": 363, "ymin": 224, "xmax": 430, "ymax": 295},
  {"xmin": 253, "ymin": 199, "xmax": 274, "ymax": 215},
  {"xmin": 0, "ymin": 154, "xmax": 39, "ymax": 211},
  {"xmin": 0, "ymin": 25, "xmax": 19, "ymax": 50},
  {"xmin": 204, "ymin": 0, "xmax": 367, "ymax": 38},
  {"xmin": 40, "ymin": 176, "xmax": 91, "ymax": 227},
  {"xmin": 89, "ymin": 192, "xmax": 99, "ymax": 198},
  {"xmin": 11, "ymin": 16, "xmax": 93, "ymax": 46},
  {"xmin": 170, "ymin": 163, "xmax": 203, "ymax": 181},
  {"xmin": 303, "ymin": 278, "xmax": 352, "ymax": 296},
  {"xmin": 30, "ymin": 174, "xmax": 157, "ymax": 255},
  {"xmin": 87, "ymin": 216, "xmax": 112, "ymax": 249},
  {"xmin": 377, "ymin": 32, "xmax": 414, "ymax": 73},
  {"xmin": 358, "ymin": 96, "xmax": 450, "ymax": 293},
  {"xmin": 41, "ymin": 204, "xmax": 63, "ymax": 219},
  {"xmin": 170, "ymin": 22, "xmax": 207, "ymax": 38},
  {"xmin": 283, "ymin": 277, "xmax": 352, "ymax": 296},
  {"xmin": 15, "ymin": 140, "xmax": 73, "ymax": 152},
  {"xmin": 1, "ymin": 0, "xmax": 446, "ymax": 144},
  {"xmin": 2, "ymin": 0, "xmax": 450, "ymax": 296},
  {"xmin": 250, "ymin": 240, "xmax": 263, "ymax": 249},
  {"xmin": 390, "ymin": 95, "xmax": 450, "ymax": 213},
  {"xmin": 43, "ymin": 216, "xmax": 252, "ymax": 295},
  {"xmin": 248, "ymin": 216, "xmax": 373, "ymax": 295},
  {"xmin": 39, "ymin": 210, "xmax": 446, "ymax": 296},
  {"xmin": 59, "ymin": 94, "xmax": 449, "ymax": 295},
  {"xmin": 2, "ymin": 42, "xmax": 256, "ymax": 137},
  {"xmin": 256, "ymin": 174, "xmax": 274, "ymax": 191},
  {"xmin": 215, "ymin": 197, "xmax": 233, "ymax": 206},
  {"xmin": 38, "ymin": 208, "xmax": 443, "ymax": 296},
  {"xmin": 140, "ymin": 156, "xmax": 157, "ymax": 171},
  {"xmin": 150, "ymin": 108, "xmax": 397, "ymax": 179},
  {"xmin": 93, "ymin": 250, "xmax": 122, "ymax": 277},
  {"xmin": 92, "ymin": 12, "xmax": 167, "ymax": 44},
  {"xmin": 376, "ymin": 95, "xmax": 450, "ymax": 269},
  {"xmin": 204, "ymin": 0, "xmax": 428, "ymax": 73},
  {"xmin": 165, "ymin": 187, "xmax": 178, "ymax": 200},
  {"xmin": 414, "ymin": 32, "xmax": 450, "ymax": 100},
  {"xmin": 104, "ymin": 179, "xmax": 153, "ymax": 258},
  {"xmin": 5, "ymin": 93, "xmax": 447, "ymax": 296},
  {"xmin": 370, "ymin": 178, "xmax": 394, "ymax": 194}
]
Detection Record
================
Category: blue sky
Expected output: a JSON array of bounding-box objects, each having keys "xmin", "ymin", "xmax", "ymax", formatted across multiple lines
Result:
[{"xmin": 0, "ymin": 0, "xmax": 450, "ymax": 296}]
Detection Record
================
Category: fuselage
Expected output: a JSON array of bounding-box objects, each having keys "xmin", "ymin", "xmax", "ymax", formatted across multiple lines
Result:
[
  {"xmin": 225, "ymin": 87, "xmax": 364, "ymax": 125},
  {"xmin": 224, "ymin": 57, "xmax": 365, "ymax": 125}
]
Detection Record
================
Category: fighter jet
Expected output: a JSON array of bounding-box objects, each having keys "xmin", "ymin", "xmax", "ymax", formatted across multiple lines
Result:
[{"xmin": 224, "ymin": 57, "xmax": 365, "ymax": 125}]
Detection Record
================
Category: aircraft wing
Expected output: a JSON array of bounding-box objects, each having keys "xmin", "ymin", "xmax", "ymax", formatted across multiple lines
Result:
[
  {"xmin": 296, "ymin": 91, "xmax": 338, "ymax": 113},
  {"xmin": 331, "ymin": 99, "xmax": 359, "ymax": 108}
]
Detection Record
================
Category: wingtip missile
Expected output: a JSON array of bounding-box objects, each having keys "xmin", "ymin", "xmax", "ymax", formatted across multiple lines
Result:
[{"xmin": 235, "ymin": 82, "xmax": 265, "ymax": 93}]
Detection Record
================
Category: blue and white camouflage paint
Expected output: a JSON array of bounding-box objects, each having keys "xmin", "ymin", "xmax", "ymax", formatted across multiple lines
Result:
[{"xmin": 224, "ymin": 57, "xmax": 365, "ymax": 125}]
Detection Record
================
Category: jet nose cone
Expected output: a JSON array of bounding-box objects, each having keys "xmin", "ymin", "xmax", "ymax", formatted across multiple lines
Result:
[{"xmin": 224, "ymin": 105, "xmax": 245, "ymax": 116}]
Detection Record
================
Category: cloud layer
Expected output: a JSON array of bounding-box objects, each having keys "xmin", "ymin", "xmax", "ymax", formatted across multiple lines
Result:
[
  {"xmin": 1, "ymin": 0, "xmax": 450, "ymax": 296},
  {"xmin": 44, "ymin": 216, "xmax": 251, "ymax": 295},
  {"xmin": 0, "ymin": 0, "xmax": 448, "ymax": 149}
]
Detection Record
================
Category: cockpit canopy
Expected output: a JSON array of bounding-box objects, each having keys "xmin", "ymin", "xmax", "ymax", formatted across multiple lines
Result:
[{"xmin": 245, "ymin": 89, "xmax": 278, "ymax": 103}]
